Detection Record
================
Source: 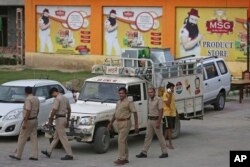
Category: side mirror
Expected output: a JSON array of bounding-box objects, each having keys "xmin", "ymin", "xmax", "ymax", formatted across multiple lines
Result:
[
  {"xmin": 38, "ymin": 97, "xmax": 46, "ymax": 103},
  {"xmin": 127, "ymin": 96, "xmax": 134, "ymax": 102}
]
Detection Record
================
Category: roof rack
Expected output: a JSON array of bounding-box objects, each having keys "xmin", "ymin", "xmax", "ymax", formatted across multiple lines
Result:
[{"xmin": 92, "ymin": 57, "xmax": 202, "ymax": 87}]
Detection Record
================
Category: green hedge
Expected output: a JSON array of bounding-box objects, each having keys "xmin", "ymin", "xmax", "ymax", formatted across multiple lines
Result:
[{"xmin": 0, "ymin": 56, "xmax": 17, "ymax": 65}]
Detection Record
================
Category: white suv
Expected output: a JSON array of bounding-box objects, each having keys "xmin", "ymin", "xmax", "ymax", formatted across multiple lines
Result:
[
  {"xmin": 0, "ymin": 80, "xmax": 74, "ymax": 136},
  {"xmin": 202, "ymin": 57, "xmax": 231, "ymax": 110}
]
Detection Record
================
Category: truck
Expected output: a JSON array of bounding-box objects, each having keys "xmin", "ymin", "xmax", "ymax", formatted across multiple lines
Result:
[{"xmin": 44, "ymin": 56, "xmax": 208, "ymax": 153}]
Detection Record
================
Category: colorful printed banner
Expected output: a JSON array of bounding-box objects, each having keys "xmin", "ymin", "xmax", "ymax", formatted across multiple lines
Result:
[
  {"xmin": 103, "ymin": 7, "xmax": 163, "ymax": 56},
  {"xmin": 176, "ymin": 8, "xmax": 247, "ymax": 62},
  {"xmin": 36, "ymin": 6, "xmax": 91, "ymax": 55}
]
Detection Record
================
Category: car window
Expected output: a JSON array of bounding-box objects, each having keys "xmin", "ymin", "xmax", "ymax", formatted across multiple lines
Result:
[
  {"xmin": 35, "ymin": 86, "xmax": 50, "ymax": 99},
  {"xmin": 216, "ymin": 60, "xmax": 228, "ymax": 75},
  {"xmin": 128, "ymin": 84, "xmax": 141, "ymax": 101},
  {"xmin": 49, "ymin": 84, "xmax": 65, "ymax": 94},
  {"xmin": 204, "ymin": 63, "xmax": 218, "ymax": 80}
]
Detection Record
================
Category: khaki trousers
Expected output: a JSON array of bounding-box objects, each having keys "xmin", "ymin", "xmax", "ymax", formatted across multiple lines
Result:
[
  {"xmin": 16, "ymin": 119, "xmax": 38, "ymax": 159},
  {"xmin": 116, "ymin": 120, "xmax": 131, "ymax": 160},
  {"xmin": 47, "ymin": 117, "xmax": 73, "ymax": 156},
  {"xmin": 142, "ymin": 120, "xmax": 167, "ymax": 154}
]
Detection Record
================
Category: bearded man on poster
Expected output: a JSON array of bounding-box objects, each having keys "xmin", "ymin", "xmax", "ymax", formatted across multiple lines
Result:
[
  {"xmin": 179, "ymin": 8, "xmax": 203, "ymax": 57},
  {"xmin": 38, "ymin": 8, "xmax": 53, "ymax": 53},
  {"xmin": 105, "ymin": 9, "xmax": 122, "ymax": 56}
]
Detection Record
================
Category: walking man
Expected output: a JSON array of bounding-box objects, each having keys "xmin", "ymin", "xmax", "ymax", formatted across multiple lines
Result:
[
  {"xmin": 136, "ymin": 87, "xmax": 168, "ymax": 158},
  {"xmin": 9, "ymin": 87, "xmax": 40, "ymax": 160},
  {"xmin": 41, "ymin": 87, "xmax": 73, "ymax": 160},
  {"xmin": 163, "ymin": 82, "xmax": 176, "ymax": 149},
  {"xmin": 107, "ymin": 87, "xmax": 139, "ymax": 165}
]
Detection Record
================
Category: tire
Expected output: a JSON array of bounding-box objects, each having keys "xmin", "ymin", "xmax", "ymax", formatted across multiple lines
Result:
[
  {"xmin": 214, "ymin": 92, "xmax": 225, "ymax": 111},
  {"xmin": 49, "ymin": 138, "xmax": 62, "ymax": 149},
  {"xmin": 93, "ymin": 127, "xmax": 110, "ymax": 154}
]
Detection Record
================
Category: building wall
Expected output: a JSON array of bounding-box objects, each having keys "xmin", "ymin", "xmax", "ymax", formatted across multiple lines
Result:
[
  {"xmin": 7, "ymin": 6, "xmax": 17, "ymax": 47},
  {"xmin": 0, "ymin": 0, "xmax": 24, "ymax": 6},
  {"xmin": 25, "ymin": 0, "xmax": 249, "ymax": 76}
]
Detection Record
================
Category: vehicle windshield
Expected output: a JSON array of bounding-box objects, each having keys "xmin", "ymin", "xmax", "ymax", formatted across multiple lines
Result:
[
  {"xmin": 0, "ymin": 86, "xmax": 26, "ymax": 103},
  {"xmin": 78, "ymin": 82, "xmax": 126, "ymax": 103}
]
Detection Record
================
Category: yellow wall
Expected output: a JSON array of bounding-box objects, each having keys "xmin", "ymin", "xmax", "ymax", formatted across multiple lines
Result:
[
  {"xmin": 25, "ymin": 0, "xmax": 249, "ymax": 55},
  {"xmin": 25, "ymin": 0, "xmax": 249, "ymax": 76}
]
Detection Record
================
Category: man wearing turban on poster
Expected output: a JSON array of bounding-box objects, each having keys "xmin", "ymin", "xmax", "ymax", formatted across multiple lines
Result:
[
  {"xmin": 105, "ymin": 9, "xmax": 122, "ymax": 56},
  {"xmin": 179, "ymin": 8, "xmax": 203, "ymax": 57},
  {"xmin": 38, "ymin": 8, "xmax": 53, "ymax": 53}
]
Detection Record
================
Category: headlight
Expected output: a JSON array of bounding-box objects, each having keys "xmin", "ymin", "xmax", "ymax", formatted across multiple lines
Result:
[
  {"xmin": 79, "ymin": 116, "xmax": 96, "ymax": 126},
  {"xmin": 3, "ymin": 109, "xmax": 23, "ymax": 121}
]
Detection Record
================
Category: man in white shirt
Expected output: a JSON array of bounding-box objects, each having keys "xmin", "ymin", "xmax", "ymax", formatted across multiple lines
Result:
[
  {"xmin": 179, "ymin": 8, "xmax": 203, "ymax": 57},
  {"xmin": 38, "ymin": 8, "xmax": 53, "ymax": 53},
  {"xmin": 105, "ymin": 9, "xmax": 122, "ymax": 56}
]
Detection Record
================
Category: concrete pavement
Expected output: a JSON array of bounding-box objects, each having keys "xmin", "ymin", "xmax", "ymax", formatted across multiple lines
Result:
[{"xmin": 0, "ymin": 96, "xmax": 249, "ymax": 167}]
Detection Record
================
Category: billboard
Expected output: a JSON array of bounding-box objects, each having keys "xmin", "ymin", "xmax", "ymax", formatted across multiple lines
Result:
[
  {"xmin": 36, "ymin": 6, "xmax": 91, "ymax": 55},
  {"xmin": 176, "ymin": 8, "xmax": 247, "ymax": 62},
  {"xmin": 103, "ymin": 7, "xmax": 163, "ymax": 56}
]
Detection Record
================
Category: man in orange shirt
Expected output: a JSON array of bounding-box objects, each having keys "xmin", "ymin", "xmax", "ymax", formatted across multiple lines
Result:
[{"xmin": 163, "ymin": 82, "xmax": 176, "ymax": 149}]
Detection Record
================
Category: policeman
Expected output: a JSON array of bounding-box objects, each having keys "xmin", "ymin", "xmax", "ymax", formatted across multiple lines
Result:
[
  {"xmin": 9, "ymin": 86, "xmax": 40, "ymax": 160},
  {"xmin": 136, "ymin": 87, "xmax": 168, "ymax": 158},
  {"xmin": 108, "ymin": 87, "xmax": 139, "ymax": 165},
  {"xmin": 41, "ymin": 87, "xmax": 73, "ymax": 160}
]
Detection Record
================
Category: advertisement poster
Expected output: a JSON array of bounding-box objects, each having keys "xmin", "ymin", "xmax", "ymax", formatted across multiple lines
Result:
[
  {"xmin": 176, "ymin": 8, "xmax": 247, "ymax": 62},
  {"xmin": 103, "ymin": 7, "xmax": 163, "ymax": 56},
  {"xmin": 36, "ymin": 6, "xmax": 91, "ymax": 55}
]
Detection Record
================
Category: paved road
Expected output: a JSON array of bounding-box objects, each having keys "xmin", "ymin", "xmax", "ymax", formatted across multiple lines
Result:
[{"xmin": 0, "ymin": 98, "xmax": 250, "ymax": 167}]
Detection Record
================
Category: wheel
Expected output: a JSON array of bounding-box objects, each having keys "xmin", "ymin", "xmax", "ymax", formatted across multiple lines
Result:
[
  {"xmin": 214, "ymin": 92, "xmax": 225, "ymax": 111},
  {"xmin": 49, "ymin": 138, "xmax": 62, "ymax": 149},
  {"xmin": 172, "ymin": 114, "xmax": 180, "ymax": 139},
  {"xmin": 93, "ymin": 126, "xmax": 110, "ymax": 154}
]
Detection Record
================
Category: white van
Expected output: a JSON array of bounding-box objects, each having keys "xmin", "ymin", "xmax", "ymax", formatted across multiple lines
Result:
[{"xmin": 202, "ymin": 57, "xmax": 231, "ymax": 110}]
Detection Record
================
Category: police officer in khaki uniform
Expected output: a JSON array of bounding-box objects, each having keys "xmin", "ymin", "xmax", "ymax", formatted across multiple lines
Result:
[
  {"xmin": 136, "ymin": 87, "xmax": 168, "ymax": 158},
  {"xmin": 41, "ymin": 87, "xmax": 73, "ymax": 160},
  {"xmin": 108, "ymin": 87, "xmax": 139, "ymax": 165},
  {"xmin": 9, "ymin": 87, "xmax": 40, "ymax": 161}
]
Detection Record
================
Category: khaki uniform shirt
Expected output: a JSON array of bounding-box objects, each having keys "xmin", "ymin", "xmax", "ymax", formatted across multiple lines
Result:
[
  {"xmin": 148, "ymin": 96, "xmax": 163, "ymax": 117},
  {"xmin": 163, "ymin": 92, "xmax": 177, "ymax": 117},
  {"xmin": 53, "ymin": 94, "xmax": 71, "ymax": 115},
  {"xmin": 115, "ymin": 97, "xmax": 136, "ymax": 119},
  {"xmin": 23, "ymin": 95, "xmax": 40, "ymax": 118}
]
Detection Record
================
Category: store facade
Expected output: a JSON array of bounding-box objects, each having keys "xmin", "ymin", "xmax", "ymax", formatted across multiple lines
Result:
[{"xmin": 25, "ymin": 0, "xmax": 249, "ymax": 76}]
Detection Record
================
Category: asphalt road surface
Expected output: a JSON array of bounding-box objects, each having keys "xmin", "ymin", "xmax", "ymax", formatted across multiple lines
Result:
[{"xmin": 0, "ymin": 97, "xmax": 249, "ymax": 167}]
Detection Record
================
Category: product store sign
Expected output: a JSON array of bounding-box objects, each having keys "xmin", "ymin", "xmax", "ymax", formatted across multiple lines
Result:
[
  {"xmin": 176, "ymin": 8, "xmax": 247, "ymax": 62},
  {"xmin": 36, "ymin": 6, "xmax": 91, "ymax": 55},
  {"xmin": 103, "ymin": 7, "xmax": 163, "ymax": 56}
]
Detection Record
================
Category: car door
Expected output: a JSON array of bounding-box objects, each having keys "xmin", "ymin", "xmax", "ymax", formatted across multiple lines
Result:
[
  {"xmin": 203, "ymin": 62, "xmax": 221, "ymax": 102},
  {"xmin": 216, "ymin": 60, "xmax": 231, "ymax": 93},
  {"xmin": 34, "ymin": 85, "xmax": 53, "ymax": 127},
  {"xmin": 127, "ymin": 83, "xmax": 147, "ymax": 128}
]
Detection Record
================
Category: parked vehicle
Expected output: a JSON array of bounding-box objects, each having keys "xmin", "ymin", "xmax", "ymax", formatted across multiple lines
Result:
[
  {"xmin": 44, "ymin": 57, "xmax": 205, "ymax": 153},
  {"xmin": 202, "ymin": 57, "xmax": 231, "ymax": 110},
  {"xmin": 177, "ymin": 55, "xmax": 231, "ymax": 110},
  {"xmin": 0, "ymin": 79, "xmax": 74, "ymax": 136}
]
